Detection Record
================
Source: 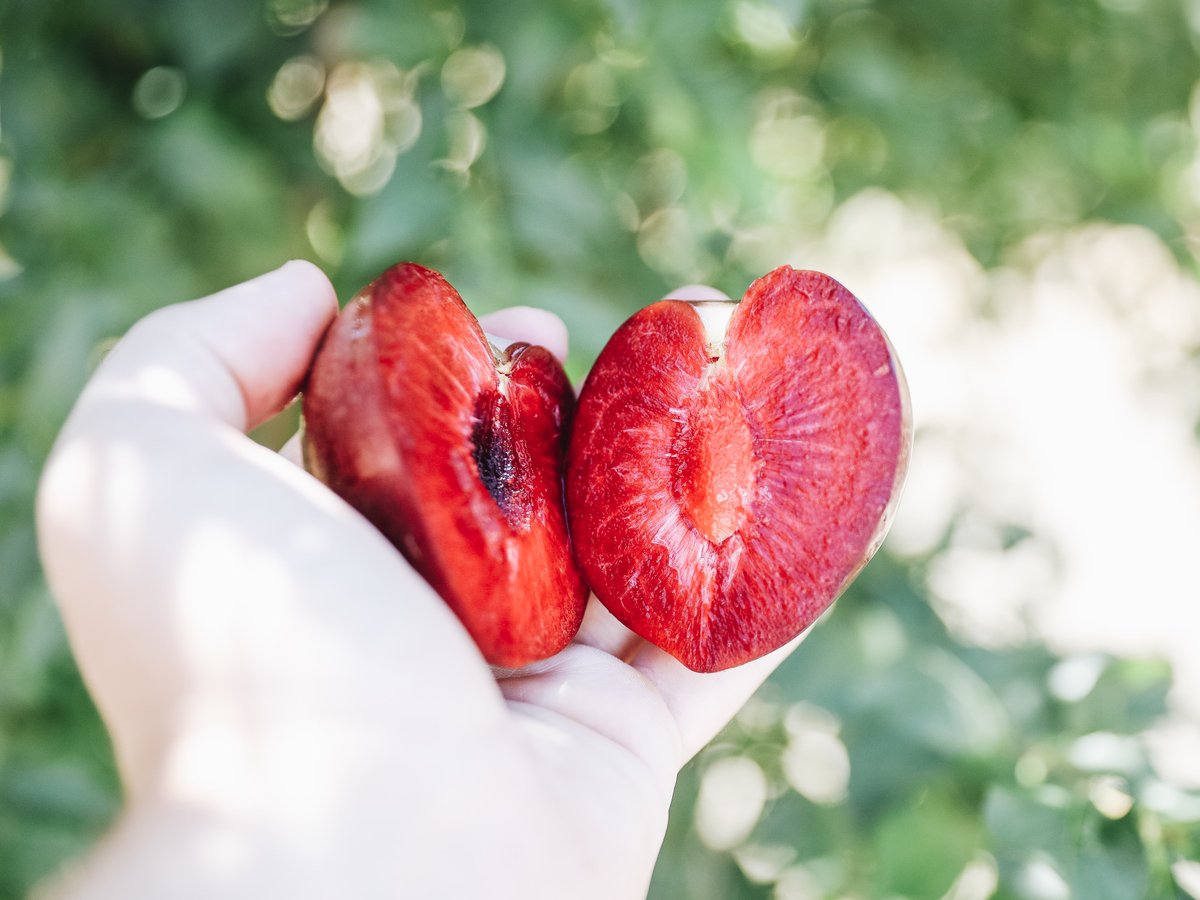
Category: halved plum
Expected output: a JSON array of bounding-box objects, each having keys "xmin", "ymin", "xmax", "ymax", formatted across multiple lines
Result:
[
  {"xmin": 303, "ymin": 263, "xmax": 587, "ymax": 667},
  {"xmin": 567, "ymin": 266, "xmax": 911, "ymax": 672}
]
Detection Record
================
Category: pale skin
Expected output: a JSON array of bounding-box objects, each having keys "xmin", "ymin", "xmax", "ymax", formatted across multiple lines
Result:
[{"xmin": 36, "ymin": 261, "xmax": 803, "ymax": 900}]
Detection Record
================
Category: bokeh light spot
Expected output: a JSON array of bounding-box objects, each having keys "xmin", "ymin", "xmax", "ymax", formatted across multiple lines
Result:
[
  {"xmin": 0, "ymin": 241, "xmax": 22, "ymax": 280},
  {"xmin": 0, "ymin": 154, "xmax": 12, "ymax": 216},
  {"xmin": 695, "ymin": 755, "xmax": 768, "ymax": 851},
  {"xmin": 133, "ymin": 66, "xmax": 186, "ymax": 119},
  {"xmin": 1088, "ymin": 775, "xmax": 1134, "ymax": 819},
  {"xmin": 441, "ymin": 44, "xmax": 506, "ymax": 109},
  {"xmin": 306, "ymin": 199, "xmax": 343, "ymax": 266},
  {"xmin": 944, "ymin": 854, "xmax": 1001, "ymax": 900},
  {"xmin": 266, "ymin": 0, "xmax": 328, "ymax": 33},
  {"xmin": 629, "ymin": 147, "xmax": 687, "ymax": 215},
  {"xmin": 637, "ymin": 207, "xmax": 699, "ymax": 279},
  {"xmin": 1015, "ymin": 856, "xmax": 1070, "ymax": 900},
  {"xmin": 269, "ymin": 56, "xmax": 326, "ymax": 121},
  {"xmin": 439, "ymin": 110, "xmax": 487, "ymax": 174},
  {"xmin": 1047, "ymin": 654, "xmax": 1106, "ymax": 703},
  {"xmin": 733, "ymin": 0, "xmax": 800, "ymax": 60},
  {"xmin": 781, "ymin": 728, "xmax": 850, "ymax": 806},
  {"xmin": 1174, "ymin": 859, "xmax": 1200, "ymax": 899},
  {"xmin": 733, "ymin": 843, "xmax": 796, "ymax": 884},
  {"xmin": 564, "ymin": 60, "xmax": 619, "ymax": 134},
  {"xmin": 750, "ymin": 89, "xmax": 825, "ymax": 180},
  {"xmin": 314, "ymin": 60, "xmax": 423, "ymax": 196},
  {"xmin": 1068, "ymin": 731, "xmax": 1142, "ymax": 773}
]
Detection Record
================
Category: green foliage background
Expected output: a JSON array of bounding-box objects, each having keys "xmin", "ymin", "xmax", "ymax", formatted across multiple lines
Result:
[{"xmin": 2, "ymin": 1, "xmax": 1200, "ymax": 897}]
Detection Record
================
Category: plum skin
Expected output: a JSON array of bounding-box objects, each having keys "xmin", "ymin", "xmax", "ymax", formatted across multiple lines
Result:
[
  {"xmin": 565, "ymin": 265, "xmax": 911, "ymax": 673},
  {"xmin": 302, "ymin": 263, "xmax": 588, "ymax": 668},
  {"xmin": 301, "ymin": 261, "xmax": 910, "ymax": 674}
]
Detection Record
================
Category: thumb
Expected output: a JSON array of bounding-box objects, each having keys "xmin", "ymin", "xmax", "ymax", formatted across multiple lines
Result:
[{"xmin": 38, "ymin": 262, "xmax": 504, "ymax": 799}]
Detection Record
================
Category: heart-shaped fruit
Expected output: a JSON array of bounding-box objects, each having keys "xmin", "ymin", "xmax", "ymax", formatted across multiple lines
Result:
[
  {"xmin": 566, "ymin": 266, "xmax": 911, "ymax": 672},
  {"xmin": 303, "ymin": 263, "xmax": 587, "ymax": 667}
]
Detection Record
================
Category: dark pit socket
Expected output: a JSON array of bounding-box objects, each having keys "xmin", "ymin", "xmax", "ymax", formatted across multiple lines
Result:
[{"xmin": 471, "ymin": 389, "xmax": 533, "ymax": 527}]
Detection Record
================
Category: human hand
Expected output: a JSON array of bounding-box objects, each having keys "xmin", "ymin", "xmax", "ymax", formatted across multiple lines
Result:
[{"xmin": 36, "ymin": 262, "xmax": 802, "ymax": 899}]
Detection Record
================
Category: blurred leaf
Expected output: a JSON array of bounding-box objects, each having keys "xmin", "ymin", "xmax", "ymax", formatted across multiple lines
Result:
[
  {"xmin": 986, "ymin": 785, "xmax": 1150, "ymax": 899},
  {"xmin": 1069, "ymin": 658, "xmax": 1173, "ymax": 736},
  {"xmin": 985, "ymin": 786, "xmax": 1076, "ymax": 890},
  {"xmin": 873, "ymin": 792, "xmax": 982, "ymax": 898}
]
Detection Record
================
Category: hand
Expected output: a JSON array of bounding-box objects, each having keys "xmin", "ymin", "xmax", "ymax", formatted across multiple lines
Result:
[{"xmin": 36, "ymin": 262, "xmax": 801, "ymax": 899}]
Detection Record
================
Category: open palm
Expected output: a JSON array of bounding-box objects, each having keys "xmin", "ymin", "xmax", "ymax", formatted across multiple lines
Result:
[{"xmin": 37, "ymin": 262, "xmax": 800, "ymax": 899}]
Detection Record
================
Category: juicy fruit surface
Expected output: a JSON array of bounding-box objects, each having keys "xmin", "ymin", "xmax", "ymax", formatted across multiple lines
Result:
[
  {"xmin": 303, "ymin": 263, "xmax": 587, "ymax": 667},
  {"xmin": 567, "ymin": 266, "xmax": 910, "ymax": 672},
  {"xmin": 671, "ymin": 361, "xmax": 756, "ymax": 544}
]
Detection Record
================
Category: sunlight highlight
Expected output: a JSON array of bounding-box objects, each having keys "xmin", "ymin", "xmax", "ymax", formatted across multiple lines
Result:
[{"xmin": 314, "ymin": 60, "xmax": 423, "ymax": 195}]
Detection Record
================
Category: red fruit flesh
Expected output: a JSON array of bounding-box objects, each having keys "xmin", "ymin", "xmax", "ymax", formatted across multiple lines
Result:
[
  {"xmin": 672, "ymin": 358, "xmax": 756, "ymax": 544},
  {"xmin": 567, "ymin": 266, "xmax": 910, "ymax": 672},
  {"xmin": 303, "ymin": 263, "xmax": 587, "ymax": 667}
]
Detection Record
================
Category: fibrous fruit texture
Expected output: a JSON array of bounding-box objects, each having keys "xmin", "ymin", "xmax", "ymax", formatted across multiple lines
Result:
[
  {"xmin": 303, "ymin": 263, "xmax": 587, "ymax": 667},
  {"xmin": 567, "ymin": 266, "xmax": 910, "ymax": 672}
]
